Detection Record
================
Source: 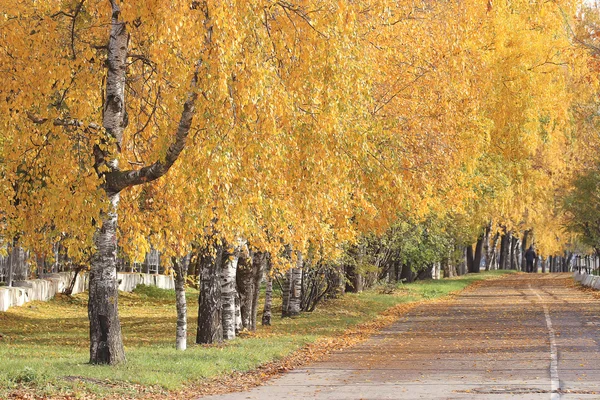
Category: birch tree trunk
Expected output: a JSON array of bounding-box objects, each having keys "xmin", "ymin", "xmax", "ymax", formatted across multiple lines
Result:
[
  {"xmin": 250, "ymin": 252, "xmax": 266, "ymax": 330},
  {"xmin": 88, "ymin": 192, "xmax": 126, "ymax": 364},
  {"xmin": 196, "ymin": 243, "xmax": 223, "ymax": 344},
  {"xmin": 87, "ymin": 0, "xmax": 208, "ymax": 364},
  {"xmin": 510, "ymin": 236, "xmax": 519, "ymax": 270},
  {"xmin": 442, "ymin": 258, "xmax": 453, "ymax": 278},
  {"xmin": 486, "ymin": 231, "xmax": 499, "ymax": 271},
  {"xmin": 288, "ymin": 252, "xmax": 303, "ymax": 316},
  {"xmin": 236, "ymin": 249, "xmax": 254, "ymax": 330},
  {"xmin": 234, "ymin": 293, "xmax": 242, "ymax": 334},
  {"xmin": 173, "ymin": 254, "xmax": 190, "ymax": 351},
  {"xmin": 262, "ymin": 256, "xmax": 273, "ymax": 326},
  {"xmin": 282, "ymin": 262, "xmax": 303, "ymax": 317},
  {"xmin": 221, "ymin": 245, "xmax": 239, "ymax": 340},
  {"xmin": 541, "ymin": 257, "xmax": 546, "ymax": 273}
]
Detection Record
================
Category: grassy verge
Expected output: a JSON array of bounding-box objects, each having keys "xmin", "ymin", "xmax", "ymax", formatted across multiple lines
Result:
[{"xmin": 0, "ymin": 270, "xmax": 512, "ymax": 399}]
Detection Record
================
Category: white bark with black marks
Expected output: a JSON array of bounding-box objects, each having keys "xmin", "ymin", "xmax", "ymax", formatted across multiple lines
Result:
[
  {"xmin": 88, "ymin": 192, "xmax": 125, "ymax": 364},
  {"xmin": 88, "ymin": 0, "xmax": 209, "ymax": 364},
  {"xmin": 173, "ymin": 254, "xmax": 190, "ymax": 351},
  {"xmin": 221, "ymin": 245, "xmax": 239, "ymax": 340},
  {"xmin": 261, "ymin": 255, "xmax": 273, "ymax": 326},
  {"xmin": 282, "ymin": 252, "xmax": 303, "ymax": 317}
]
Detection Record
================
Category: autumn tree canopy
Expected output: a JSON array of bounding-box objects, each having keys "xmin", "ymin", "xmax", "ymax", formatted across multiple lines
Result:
[{"xmin": 1, "ymin": 0, "xmax": 598, "ymax": 363}]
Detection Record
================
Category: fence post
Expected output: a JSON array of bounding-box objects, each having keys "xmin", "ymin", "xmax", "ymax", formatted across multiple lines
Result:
[{"xmin": 7, "ymin": 246, "xmax": 14, "ymax": 287}]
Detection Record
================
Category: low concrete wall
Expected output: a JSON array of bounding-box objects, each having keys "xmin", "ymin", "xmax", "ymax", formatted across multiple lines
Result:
[
  {"xmin": 573, "ymin": 271, "xmax": 600, "ymax": 290},
  {"xmin": 0, "ymin": 271, "xmax": 174, "ymax": 312},
  {"xmin": 117, "ymin": 272, "xmax": 175, "ymax": 292}
]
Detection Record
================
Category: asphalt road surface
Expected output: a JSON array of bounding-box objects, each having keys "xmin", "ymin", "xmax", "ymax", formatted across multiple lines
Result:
[{"xmin": 202, "ymin": 274, "xmax": 600, "ymax": 399}]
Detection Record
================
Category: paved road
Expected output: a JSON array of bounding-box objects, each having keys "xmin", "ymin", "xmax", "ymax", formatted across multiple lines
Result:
[{"xmin": 202, "ymin": 274, "xmax": 600, "ymax": 399}]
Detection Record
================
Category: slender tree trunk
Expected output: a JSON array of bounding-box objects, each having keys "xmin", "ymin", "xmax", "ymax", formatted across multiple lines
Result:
[
  {"xmin": 541, "ymin": 256, "xmax": 546, "ymax": 273},
  {"xmin": 473, "ymin": 235, "xmax": 484, "ymax": 273},
  {"xmin": 221, "ymin": 244, "xmax": 239, "ymax": 340},
  {"xmin": 64, "ymin": 265, "xmax": 83, "ymax": 296},
  {"xmin": 173, "ymin": 254, "xmax": 190, "ymax": 351},
  {"xmin": 250, "ymin": 252, "xmax": 266, "ymax": 331},
  {"xmin": 457, "ymin": 247, "xmax": 467, "ymax": 276},
  {"xmin": 7, "ymin": 241, "xmax": 16, "ymax": 287},
  {"xmin": 236, "ymin": 249, "xmax": 254, "ymax": 331},
  {"xmin": 234, "ymin": 292, "xmax": 242, "ymax": 334},
  {"xmin": 88, "ymin": 193, "xmax": 126, "ymax": 365},
  {"xmin": 261, "ymin": 257, "xmax": 273, "ymax": 326},
  {"xmin": 520, "ymin": 230, "xmax": 530, "ymax": 272},
  {"xmin": 282, "ymin": 268, "xmax": 291, "ymax": 317},
  {"xmin": 486, "ymin": 231, "xmax": 499, "ymax": 271},
  {"xmin": 196, "ymin": 243, "xmax": 223, "ymax": 344},
  {"xmin": 510, "ymin": 237, "xmax": 515, "ymax": 270},
  {"xmin": 499, "ymin": 233, "xmax": 507, "ymax": 270}
]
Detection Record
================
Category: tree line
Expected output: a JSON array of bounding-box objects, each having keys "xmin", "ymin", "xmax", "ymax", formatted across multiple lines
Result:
[{"xmin": 1, "ymin": 0, "xmax": 599, "ymax": 364}]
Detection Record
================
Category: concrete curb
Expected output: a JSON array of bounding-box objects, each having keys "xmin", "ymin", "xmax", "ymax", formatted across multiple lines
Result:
[{"xmin": 573, "ymin": 271, "xmax": 600, "ymax": 290}]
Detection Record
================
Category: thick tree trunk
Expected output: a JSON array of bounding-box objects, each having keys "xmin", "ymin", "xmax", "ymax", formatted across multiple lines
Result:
[
  {"xmin": 282, "ymin": 252, "xmax": 303, "ymax": 317},
  {"xmin": 289, "ymin": 254, "xmax": 303, "ymax": 315},
  {"xmin": 88, "ymin": 193, "xmax": 126, "ymax": 365},
  {"xmin": 466, "ymin": 245, "xmax": 475, "ymax": 273},
  {"xmin": 173, "ymin": 254, "xmax": 190, "ymax": 351},
  {"xmin": 432, "ymin": 262, "xmax": 441, "ymax": 279},
  {"xmin": 221, "ymin": 245, "xmax": 239, "ymax": 340},
  {"xmin": 400, "ymin": 263, "xmax": 414, "ymax": 282},
  {"xmin": 344, "ymin": 263, "xmax": 364, "ymax": 293},
  {"xmin": 416, "ymin": 264, "xmax": 434, "ymax": 280},
  {"xmin": 261, "ymin": 257, "xmax": 273, "ymax": 326},
  {"xmin": 442, "ymin": 258, "xmax": 453, "ymax": 278},
  {"xmin": 196, "ymin": 243, "xmax": 223, "ymax": 344}
]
